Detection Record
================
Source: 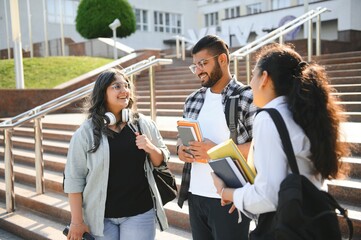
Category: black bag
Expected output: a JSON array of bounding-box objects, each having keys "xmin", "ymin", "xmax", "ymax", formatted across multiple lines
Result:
[
  {"xmin": 136, "ymin": 121, "xmax": 178, "ymax": 205},
  {"xmin": 153, "ymin": 162, "xmax": 178, "ymax": 205},
  {"xmin": 250, "ymin": 108, "xmax": 353, "ymax": 240}
]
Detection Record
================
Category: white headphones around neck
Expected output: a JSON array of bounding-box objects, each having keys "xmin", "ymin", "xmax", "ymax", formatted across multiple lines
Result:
[{"xmin": 104, "ymin": 109, "xmax": 129, "ymax": 125}]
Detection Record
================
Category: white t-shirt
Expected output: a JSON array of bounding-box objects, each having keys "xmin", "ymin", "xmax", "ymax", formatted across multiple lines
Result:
[{"xmin": 189, "ymin": 88, "xmax": 230, "ymax": 198}]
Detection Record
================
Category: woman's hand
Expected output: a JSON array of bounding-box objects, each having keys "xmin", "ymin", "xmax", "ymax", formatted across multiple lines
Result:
[
  {"xmin": 211, "ymin": 172, "xmax": 234, "ymax": 207},
  {"xmin": 67, "ymin": 222, "xmax": 90, "ymax": 240},
  {"xmin": 211, "ymin": 172, "xmax": 226, "ymax": 195},
  {"xmin": 135, "ymin": 132, "xmax": 155, "ymax": 153},
  {"xmin": 135, "ymin": 132, "xmax": 163, "ymax": 166}
]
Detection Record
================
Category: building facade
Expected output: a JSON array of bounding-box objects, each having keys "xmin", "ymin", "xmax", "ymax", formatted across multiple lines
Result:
[{"xmin": 0, "ymin": 0, "xmax": 360, "ymax": 58}]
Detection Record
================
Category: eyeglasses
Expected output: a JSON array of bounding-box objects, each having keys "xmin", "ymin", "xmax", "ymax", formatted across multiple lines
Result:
[
  {"xmin": 111, "ymin": 82, "xmax": 130, "ymax": 92},
  {"xmin": 188, "ymin": 55, "xmax": 219, "ymax": 74}
]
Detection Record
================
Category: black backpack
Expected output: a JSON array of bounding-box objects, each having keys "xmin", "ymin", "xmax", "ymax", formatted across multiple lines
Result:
[
  {"xmin": 225, "ymin": 85, "xmax": 251, "ymax": 143},
  {"xmin": 250, "ymin": 108, "xmax": 353, "ymax": 240}
]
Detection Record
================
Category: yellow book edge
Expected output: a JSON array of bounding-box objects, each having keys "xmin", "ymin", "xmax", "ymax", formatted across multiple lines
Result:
[{"xmin": 207, "ymin": 139, "xmax": 256, "ymax": 183}]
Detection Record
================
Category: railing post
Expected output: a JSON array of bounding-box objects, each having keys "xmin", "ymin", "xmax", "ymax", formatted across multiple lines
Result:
[
  {"xmin": 307, "ymin": 18, "xmax": 313, "ymax": 62},
  {"xmin": 246, "ymin": 54, "xmax": 251, "ymax": 85},
  {"xmin": 149, "ymin": 65, "xmax": 156, "ymax": 121},
  {"xmin": 34, "ymin": 117, "xmax": 44, "ymax": 194},
  {"xmin": 181, "ymin": 37, "xmax": 185, "ymax": 61},
  {"xmin": 129, "ymin": 74, "xmax": 134, "ymax": 85},
  {"xmin": 316, "ymin": 14, "xmax": 321, "ymax": 56},
  {"xmin": 176, "ymin": 36, "xmax": 180, "ymax": 59},
  {"xmin": 279, "ymin": 35, "xmax": 284, "ymax": 45},
  {"xmin": 4, "ymin": 128, "xmax": 15, "ymax": 212},
  {"xmin": 233, "ymin": 56, "xmax": 238, "ymax": 81}
]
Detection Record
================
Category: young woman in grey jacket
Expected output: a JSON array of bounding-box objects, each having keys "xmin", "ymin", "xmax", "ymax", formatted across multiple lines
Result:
[{"xmin": 63, "ymin": 68, "xmax": 170, "ymax": 239}]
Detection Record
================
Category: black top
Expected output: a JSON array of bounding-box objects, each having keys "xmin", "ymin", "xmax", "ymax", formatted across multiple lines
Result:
[{"xmin": 104, "ymin": 125, "xmax": 153, "ymax": 218}]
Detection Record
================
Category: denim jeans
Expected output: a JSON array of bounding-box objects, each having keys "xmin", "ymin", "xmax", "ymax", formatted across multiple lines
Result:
[{"xmin": 94, "ymin": 209, "xmax": 156, "ymax": 240}]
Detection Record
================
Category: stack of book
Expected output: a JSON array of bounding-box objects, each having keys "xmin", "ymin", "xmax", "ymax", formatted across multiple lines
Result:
[
  {"xmin": 177, "ymin": 118, "xmax": 207, "ymax": 163},
  {"xmin": 207, "ymin": 139, "xmax": 256, "ymax": 187}
]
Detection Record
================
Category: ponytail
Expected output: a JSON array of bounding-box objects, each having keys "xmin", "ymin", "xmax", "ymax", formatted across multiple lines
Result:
[{"xmin": 256, "ymin": 43, "xmax": 350, "ymax": 179}]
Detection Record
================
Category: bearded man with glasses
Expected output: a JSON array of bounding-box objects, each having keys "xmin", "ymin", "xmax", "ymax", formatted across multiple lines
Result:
[{"xmin": 177, "ymin": 35, "xmax": 257, "ymax": 240}]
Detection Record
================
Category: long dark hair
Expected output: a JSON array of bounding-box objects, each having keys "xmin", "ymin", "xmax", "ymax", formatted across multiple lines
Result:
[
  {"xmin": 255, "ymin": 43, "xmax": 350, "ymax": 179},
  {"xmin": 86, "ymin": 68, "xmax": 135, "ymax": 153}
]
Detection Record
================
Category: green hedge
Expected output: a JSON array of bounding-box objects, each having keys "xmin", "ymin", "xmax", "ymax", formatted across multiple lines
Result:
[{"xmin": 76, "ymin": 0, "xmax": 136, "ymax": 39}]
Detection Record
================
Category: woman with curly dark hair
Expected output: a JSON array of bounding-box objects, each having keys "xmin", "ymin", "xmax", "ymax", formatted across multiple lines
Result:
[
  {"xmin": 64, "ymin": 68, "xmax": 170, "ymax": 239},
  {"xmin": 212, "ymin": 43, "xmax": 350, "ymax": 236}
]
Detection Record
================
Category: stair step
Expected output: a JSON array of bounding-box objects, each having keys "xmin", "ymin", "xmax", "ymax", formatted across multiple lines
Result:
[
  {"xmin": 330, "ymin": 76, "xmax": 361, "ymax": 85},
  {"xmin": 137, "ymin": 89, "xmax": 195, "ymax": 96},
  {"xmin": 327, "ymin": 179, "xmax": 361, "ymax": 205},
  {"xmin": 0, "ymin": 228, "xmax": 24, "ymax": 240},
  {"xmin": 0, "ymin": 135, "xmax": 70, "ymax": 156},
  {"xmin": 0, "ymin": 199, "xmax": 191, "ymax": 240},
  {"xmin": 337, "ymin": 202, "xmax": 361, "ymax": 238},
  {"xmin": 338, "ymin": 101, "xmax": 361, "ymax": 112},
  {"xmin": 13, "ymin": 126, "xmax": 74, "ymax": 142},
  {"xmin": 0, "ymin": 201, "xmax": 66, "ymax": 240},
  {"xmin": 327, "ymin": 69, "xmax": 361, "ymax": 78},
  {"xmin": 342, "ymin": 157, "xmax": 361, "ymax": 179},
  {"xmin": 0, "ymin": 147, "xmax": 190, "ymax": 232},
  {"xmin": 0, "ymin": 146, "xmax": 66, "ymax": 172},
  {"xmin": 317, "ymin": 56, "xmax": 361, "ymax": 65},
  {"xmin": 326, "ymin": 62, "xmax": 361, "ymax": 71},
  {"xmin": 0, "ymin": 161, "xmax": 64, "ymax": 194}
]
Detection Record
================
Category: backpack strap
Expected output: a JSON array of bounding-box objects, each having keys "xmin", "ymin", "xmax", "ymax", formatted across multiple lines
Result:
[
  {"xmin": 257, "ymin": 108, "xmax": 299, "ymax": 174},
  {"xmin": 257, "ymin": 108, "xmax": 354, "ymax": 240},
  {"xmin": 225, "ymin": 85, "xmax": 250, "ymax": 143}
]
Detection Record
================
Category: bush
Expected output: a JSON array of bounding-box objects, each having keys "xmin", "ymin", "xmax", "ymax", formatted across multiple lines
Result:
[{"xmin": 76, "ymin": 0, "xmax": 136, "ymax": 39}]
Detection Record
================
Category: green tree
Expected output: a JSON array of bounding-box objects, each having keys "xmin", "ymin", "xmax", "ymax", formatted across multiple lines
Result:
[{"xmin": 76, "ymin": 0, "xmax": 136, "ymax": 39}]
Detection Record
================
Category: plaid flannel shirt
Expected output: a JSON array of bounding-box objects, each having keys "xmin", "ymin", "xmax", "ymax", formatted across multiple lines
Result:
[{"xmin": 177, "ymin": 77, "xmax": 257, "ymax": 208}]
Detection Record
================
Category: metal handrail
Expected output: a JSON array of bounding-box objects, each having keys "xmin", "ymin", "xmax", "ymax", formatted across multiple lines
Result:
[
  {"xmin": 230, "ymin": 7, "xmax": 329, "ymax": 83},
  {"xmin": 0, "ymin": 56, "xmax": 173, "ymax": 212}
]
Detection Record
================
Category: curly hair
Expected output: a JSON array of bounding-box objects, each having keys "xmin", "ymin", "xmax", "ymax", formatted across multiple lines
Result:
[
  {"xmin": 255, "ymin": 43, "xmax": 350, "ymax": 179},
  {"xmin": 85, "ymin": 68, "xmax": 136, "ymax": 153}
]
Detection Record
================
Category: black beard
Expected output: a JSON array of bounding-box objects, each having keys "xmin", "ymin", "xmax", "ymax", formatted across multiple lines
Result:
[{"xmin": 201, "ymin": 61, "xmax": 223, "ymax": 88}]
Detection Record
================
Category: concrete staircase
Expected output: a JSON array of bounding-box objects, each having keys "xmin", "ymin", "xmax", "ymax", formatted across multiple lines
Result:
[
  {"xmin": 136, "ymin": 51, "xmax": 361, "ymax": 122},
  {"xmin": 0, "ymin": 50, "xmax": 361, "ymax": 239}
]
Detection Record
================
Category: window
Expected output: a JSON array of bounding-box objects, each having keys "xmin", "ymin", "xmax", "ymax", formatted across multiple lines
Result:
[
  {"xmin": 47, "ymin": 0, "xmax": 79, "ymax": 24},
  {"xmin": 271, "ymin": 0, "xmax": 291, "ymax": 10},
  {"xmin": 205, "ymin": 12, "xmax": 219, "ymax": 27},
  {"xmin": 246, "ymin": 3, "xmax": 262, "ymax": 15},
  {"xmin": 225, "ymin": 6, "xmax": 240, "ymax": 19},
  {"xmin": 298, "ymin": 0, "xmax": 317, "ymax": 4},
  {"xmin": 135, "ymin": 9, "xmax": 148, "ymax": 31},
  {"xmin": 154, "ymin": 11, "xmax": 182, "ymax": 34}
]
